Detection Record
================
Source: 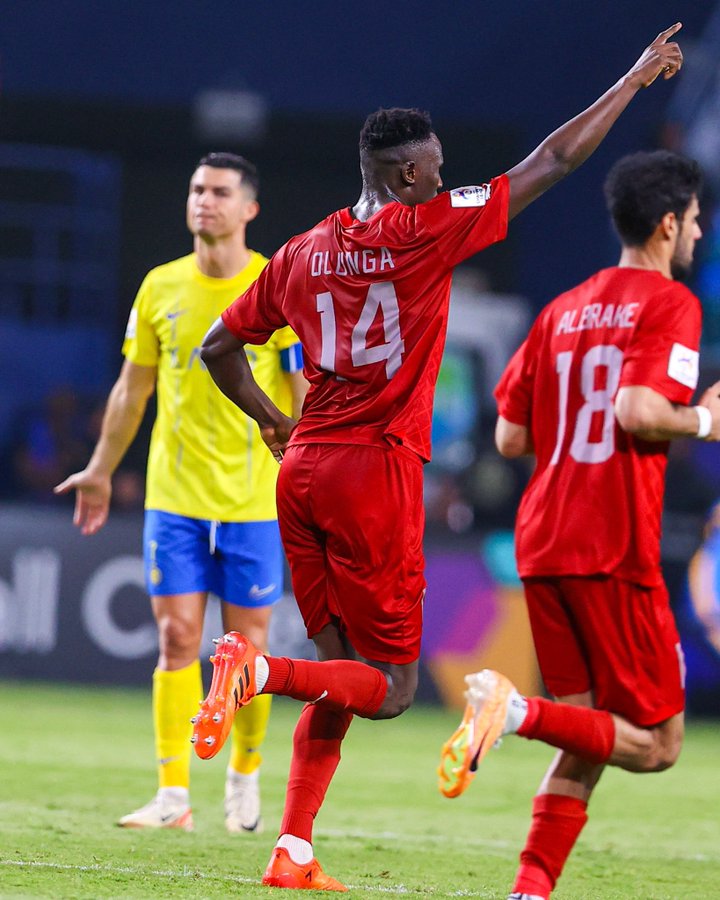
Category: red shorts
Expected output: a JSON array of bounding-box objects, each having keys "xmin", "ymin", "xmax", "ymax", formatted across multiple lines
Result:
[
  {"xmin": 523, "ymin": 575, "xmax": 685, "ymax": 727},
  {"xmin": 277, "ymin": 442, "xmax": 425, "ymax": 664}
]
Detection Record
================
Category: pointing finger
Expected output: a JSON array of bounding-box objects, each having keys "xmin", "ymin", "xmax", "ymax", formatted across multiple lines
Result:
[{"xmin": 654, "ymin": 22, "xmax": 682, "ymax": 45}]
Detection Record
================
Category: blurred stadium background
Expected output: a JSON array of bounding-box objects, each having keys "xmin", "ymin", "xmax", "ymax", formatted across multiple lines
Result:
[{"xmin": 3, "ymin": 0, "xmax": 720, "ymax": 717}]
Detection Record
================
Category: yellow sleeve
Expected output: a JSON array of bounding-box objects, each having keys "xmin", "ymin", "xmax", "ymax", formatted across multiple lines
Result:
[
  {"xmin": 271, "ymin": 324, "xmax": 302, "ymax": 352},
  {"xmin": 122, "ymin": 275, "xmax": 159, "ymax": 366}
]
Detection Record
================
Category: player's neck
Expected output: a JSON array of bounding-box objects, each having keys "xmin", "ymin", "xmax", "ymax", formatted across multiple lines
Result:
[
  {"xmin": 194, "ymin": 235, "xmax": 251, "ymax": 279},
  {"xmin": 617, "ymin": 245, "xmax": 671, "ymax": 280},
  {"xmin": 351, "ymin": 184, "xmax": 401, "ymax": 221}
]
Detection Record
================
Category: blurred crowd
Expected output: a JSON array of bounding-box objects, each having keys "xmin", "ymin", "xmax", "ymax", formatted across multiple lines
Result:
[{"xmin": 0, "ymin": 386, "xmax": 147, "ymax": 509}]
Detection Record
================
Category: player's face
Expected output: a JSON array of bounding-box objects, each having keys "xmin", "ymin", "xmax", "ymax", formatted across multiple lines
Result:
[
  {"xmin": 410, "ymin": 134, "xmax": 444, "ymax": 205},
  {"xmin": 670, "ymin": 194, "xmax": 702, "ymax": 280},
  {"xmin": 187, "ymin": 166, "xmax": 258, "ymax": 241}
]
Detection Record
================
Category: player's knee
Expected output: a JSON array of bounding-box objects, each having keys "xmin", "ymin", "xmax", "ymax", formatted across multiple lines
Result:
[
  {"xmin": 650, "ymin": 737, "xmax": 683, "ymax": 772},
  {"xmin": 157, "ymin": 615, "xmax": 199, "ymax": 659},
  {"xmin": 372, "ymin": 683, "xmax": 416, "ymax": 720},
  {"xmin": 638, "ymin": 733, "xmax": 683, "ymax": 773}
]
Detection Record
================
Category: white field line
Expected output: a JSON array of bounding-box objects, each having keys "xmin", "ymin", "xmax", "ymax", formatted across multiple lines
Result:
[{"xmin": 0, "ymin": 858, "xmax": 484, "ymax": 897}]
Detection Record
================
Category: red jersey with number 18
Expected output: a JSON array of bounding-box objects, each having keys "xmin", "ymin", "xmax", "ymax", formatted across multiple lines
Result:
[
  {"xmin": 495, "ymin": 267, "xmax": 702, "ymax": 586},
  {"xmin": 222, "ymin": 177, "xmax": 509, "ymax": 461}
]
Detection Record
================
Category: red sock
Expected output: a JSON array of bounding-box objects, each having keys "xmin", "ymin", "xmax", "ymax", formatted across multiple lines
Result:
[
  {"xmin": 512, "ymin": 794, "xmax": 588, "ymax": 898},
  {"xmin": 264, "ymin": 656, "xmax": 387, "ymax": 717},
  {"xmin": 280, "ymin": 704, "xmax": 353, "ymax": 841},
  {"xmin": 517, "ymin": 698, "xmax": 615, "ymax": 764}
]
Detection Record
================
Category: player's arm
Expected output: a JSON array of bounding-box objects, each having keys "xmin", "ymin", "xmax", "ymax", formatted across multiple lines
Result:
[
  {"xmin": 495, "ymin": 416, "xmax": 534, "ymax": 458},
  {"xmin": 505, "ymin": 24, "xmax": 683, "ymax": 220},
  {"xmin": 53, "ymin": 360, "xmax": 157, "ymax": 534},
  {"xmin": 615, "ymin": 382, "xmax": 720, "ymax": 442},
  {"xmin": 202, "ymin": 317, "xmax": 295, "ymax": 462}
]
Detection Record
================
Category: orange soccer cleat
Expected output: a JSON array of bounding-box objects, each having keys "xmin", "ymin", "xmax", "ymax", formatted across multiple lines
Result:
[
  {"xmin": 438, "ymin": 669, "xmax": 514, "ymax": 798},
  {"xmin": 191, "ymin": 631, "xmax": 258, "ymax": 760},
  {"xmin": 262, "ymin": 847, "xmax": 348, "ymax": 892}
]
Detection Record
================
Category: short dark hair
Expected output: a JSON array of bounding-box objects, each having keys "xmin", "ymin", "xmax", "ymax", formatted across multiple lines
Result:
[
  {"xmin": 359, "ymin": 107, "xmax": 434, "ymax": 153},
  {"xmin": 604, "ymin": 150, "xmax": 701, "ymax": 246},
  {"xmin": 196, "ymin": 152, "xmax": 260, "ymax": 196}
]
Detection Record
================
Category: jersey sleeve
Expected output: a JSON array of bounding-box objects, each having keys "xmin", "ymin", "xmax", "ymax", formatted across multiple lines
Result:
[
  {"xmin": 620, "ymin": 287, "xmax": 702, "ymax": 404},
  {"xmin": 122, "ymin": 274, "xmax": 159, "ymax": 366},
  {"xmin": 494, "ymin": 336, "xmax": 534, "ymax": 427},
  {"xmin": 416, "ymin": 175, "xmax": 509, "ymax": 268},
  {"xmin": 222, "ymin": 247, "xmax": 290, "ymax": 346}
]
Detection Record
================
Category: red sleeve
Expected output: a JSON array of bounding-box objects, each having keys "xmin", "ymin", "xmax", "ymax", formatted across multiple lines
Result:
[
  {"xmin": 222, "ymin": 246, "xmax": 290, "ymax": 345},
  {"xmin": 415, "ymin": 175, "xmax": 510, "ymax": 268},
  {"xmin": 620, "ymin": 285, "xmax": 702, "ymax": 405},
  {"xmin": 494, "ymin": 337, "xmax": 534, "ymax": 427}
]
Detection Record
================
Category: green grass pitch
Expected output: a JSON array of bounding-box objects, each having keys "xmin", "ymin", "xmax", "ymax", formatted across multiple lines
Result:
[{"xmin": 2, "ymin": 680, "xmax": 719, "ymax": 898}]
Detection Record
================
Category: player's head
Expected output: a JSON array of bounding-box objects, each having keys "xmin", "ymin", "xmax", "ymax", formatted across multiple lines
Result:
[
  {"xmin": 359, "ymin": 108, "xmax": 443, "ymax": 205},
  {"xmin": 187, "ymin": 152, "xmax": 260, "ymax": 242},
  {"xmin": 604, "ymin": 150, "xmax": 702, "ymax": 279}
]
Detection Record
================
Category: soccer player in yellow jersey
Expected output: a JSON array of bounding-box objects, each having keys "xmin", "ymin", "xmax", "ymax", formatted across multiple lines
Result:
[{"xmin": 55, "ymin": 153, "xmax": 307, "ymax": 833}]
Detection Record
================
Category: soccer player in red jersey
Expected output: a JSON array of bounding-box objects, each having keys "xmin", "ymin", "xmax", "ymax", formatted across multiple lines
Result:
[
  {"xmin": 439, "ymin": 150, "xmax": 720, "ymax": 900},
  {"xmin": 195, "ymin": 26, "xmax": 684, "ymax": 891}
]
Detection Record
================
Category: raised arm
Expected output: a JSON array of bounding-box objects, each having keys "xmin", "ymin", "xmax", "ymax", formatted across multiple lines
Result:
[
  {"xmin": 506, "ymin": 23, "xmax": 684, "ymax": 220},
  {"xmin": 54, "ymin": 359, "xmax": 156, "ymax": 534},
  {"xmin": 201, "ymin": 317, "xmax": 296, "ymax": 462}
]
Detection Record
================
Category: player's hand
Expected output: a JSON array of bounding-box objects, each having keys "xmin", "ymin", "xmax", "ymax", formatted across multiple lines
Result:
[
  {"xmin": 53, "ymin": 469, "xmax": 112, "ymax": 535},
  {"xmin": 626, "ymin": 23, "xmax": 683, "ymax": 90},
  {"xmin": 697, "ymin": 379, "xmax": 720, "ymax": 441},
  {"xmin": 260, "ymin": 414, "xmax": 296, "ymax": 463}
]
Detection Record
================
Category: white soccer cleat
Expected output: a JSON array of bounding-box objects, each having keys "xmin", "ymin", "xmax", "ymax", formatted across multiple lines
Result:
[
  {"xmin": 225, "ymin": 769, "xmax": 263, "ymax": 834},
  {"xmin": 507, "ymin": 894, "xmax": 546, "ymax": 899},
  {"xmin": 117, "ymin": 791, "xmax": 193, "ymax": 832}
]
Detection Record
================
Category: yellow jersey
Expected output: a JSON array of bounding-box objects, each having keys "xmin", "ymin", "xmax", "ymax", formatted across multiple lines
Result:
[{"xmin": 122, "ymin": 252, "xmax": 301, "ymax": 521}]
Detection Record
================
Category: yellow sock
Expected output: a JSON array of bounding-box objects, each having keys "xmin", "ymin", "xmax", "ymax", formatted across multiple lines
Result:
[
  {"xmin": 229, "ymin": 692, "xmax": 272, "ymax": 774},
  {"xmin": 153, "ymin": 661, "xmax": 203, "ymax": 789}
]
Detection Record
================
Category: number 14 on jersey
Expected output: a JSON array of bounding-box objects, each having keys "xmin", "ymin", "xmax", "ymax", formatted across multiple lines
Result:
[{"xmin": 316, "ymin": 282, "xmax": 405, "ymax": 379}]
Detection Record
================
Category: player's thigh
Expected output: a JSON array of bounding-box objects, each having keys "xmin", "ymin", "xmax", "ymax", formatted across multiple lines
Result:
[
  {"xmin": 562, "ymin": 576, "xmax": 685, "ymax": 727},
  {"xmin": 524, "ymin": 578, "xmax": 592, "ymax": 698},
  {"xmin": 143, "ymin": 509, "xmax": 215, "ymax": 597},
  {"xmin": 314, "ymin": 443, "xmax": 426, "ymax": 665},
  {"xmin": 277, "ymin": 445, "xmax": 333, "ymax": 640}
]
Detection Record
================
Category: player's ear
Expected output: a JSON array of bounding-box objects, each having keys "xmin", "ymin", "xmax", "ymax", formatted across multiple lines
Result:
[
  {"xmin": 401, "ymin": 160, "xmax": 416, "ymax": 186},
  {"xmin": 659, "ymin": 210, "xmax": 677, "ymax": 239},
  {"xmin": 244, "ymin": 199, "xmax": 260, "ymax": 223}
]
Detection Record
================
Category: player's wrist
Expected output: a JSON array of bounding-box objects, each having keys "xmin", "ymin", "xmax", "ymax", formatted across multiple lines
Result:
[{"xmin": 694, "ymin": 405, "xmax": 712, "ymax": 439}]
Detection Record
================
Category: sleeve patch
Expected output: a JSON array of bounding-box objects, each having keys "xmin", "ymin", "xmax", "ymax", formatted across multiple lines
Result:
[
  {"xmin": 449, "ymin": 184, "xmax": 491, "ymax": 208},
  {"xmin": 125, "ymin": 307, "xmax": 138, "ymax": 340},
  {"xmin": 667, "ymin": 342, "xmax": 699, "ymax": 389}
]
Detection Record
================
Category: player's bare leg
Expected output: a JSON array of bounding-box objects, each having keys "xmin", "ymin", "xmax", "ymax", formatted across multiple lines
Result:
[
  {"xmin": 508, "ymin": 692, "xmax": 603, "ymax": 899},
  {"xmin": 608, "ymin": 709, "xmax": 684, "ymax": 772},
  {"xmin": 312, "ymin": 623, "xmax": 419, "ymax": 720},
  {"xmin": 118, "ymin": 592, "xmax": 207, "ymax": 831},
  {"xmin": 439, "ymin": 672, "xmax": 686, "ymax": 798},
  {"xmin": 221, "ymin": 602, "xmax": 273, "ymax": 834},
  {"xmin": 439, "ymin": 679, "xmax": 687, "ymax": 898}
]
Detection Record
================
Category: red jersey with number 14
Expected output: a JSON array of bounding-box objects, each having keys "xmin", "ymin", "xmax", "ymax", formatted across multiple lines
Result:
[
  {"xmin": 222, "ymin": 177, "xmax": 509, "ymax": 461},
  {"xmin": 495, "ymin": 267, "xmax": 702, "ymax": 586}
]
